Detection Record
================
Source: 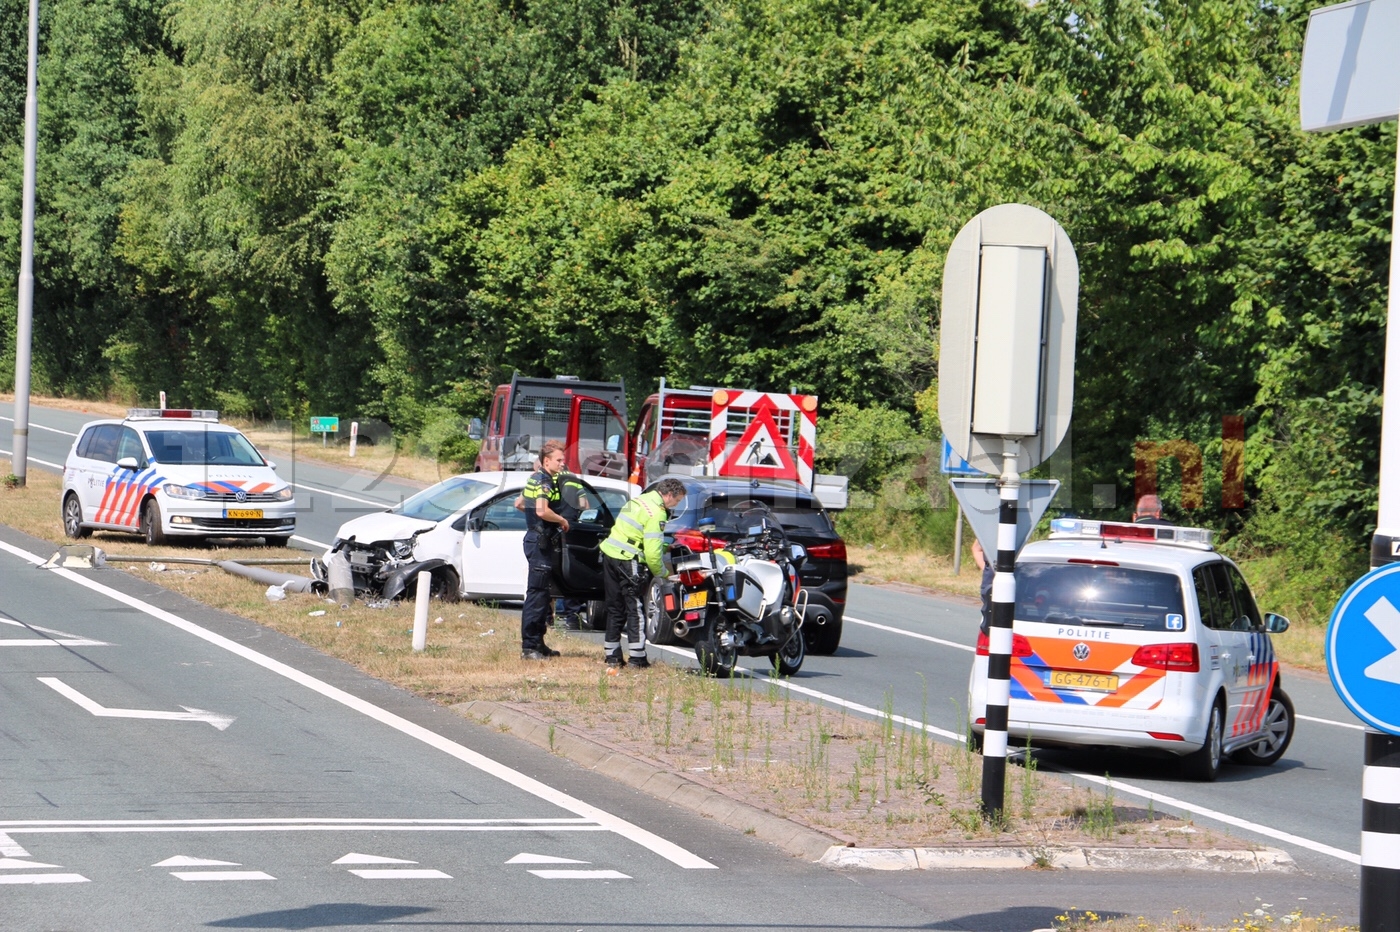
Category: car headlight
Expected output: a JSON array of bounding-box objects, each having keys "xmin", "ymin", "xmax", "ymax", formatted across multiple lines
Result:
[
  {"xmin": 163, "ymin": 483, "xmax": 207, "ymax": 500},
  {"xmin": 392, "ymin": 540, "xmax": 414, "ymax": 559},
  {"xmin": 273, "ymin": 486, "xmax": 294, "ymax": 501}
]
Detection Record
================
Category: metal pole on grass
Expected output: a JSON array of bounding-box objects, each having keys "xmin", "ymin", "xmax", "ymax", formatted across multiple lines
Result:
[
  {"xmin": 412, "ymin": 571, "xmax": 431, "ymax": 651},
  {"xmin": 980, "ymin": 441, "xmax": 1019, "ymax": 819},
  {"xmin": 11, "ymin": 0, "xmax": 39, "ymax": 485}
]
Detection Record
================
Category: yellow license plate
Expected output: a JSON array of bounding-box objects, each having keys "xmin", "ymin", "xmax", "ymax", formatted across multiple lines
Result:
[
  {"xmin": 225, "ymin": 509, "xmax": 264, "ymax": 519},
  {"xmin": 1049, "ymin": 670, "xmax": 1119, "ymax": 692},
  {"xmin": 683, "ymin": 590, "xmax": 708, "ymax": 609}
]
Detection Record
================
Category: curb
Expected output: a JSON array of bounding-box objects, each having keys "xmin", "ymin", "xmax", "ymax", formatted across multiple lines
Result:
[{"xmin": 451, "ymin": 700, "xmax": 1295, "ymax": 873}]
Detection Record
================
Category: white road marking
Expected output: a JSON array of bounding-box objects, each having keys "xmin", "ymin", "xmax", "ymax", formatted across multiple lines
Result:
[
  {"xmin": 507, "ymin": 853, "xmax": 588, "ymax": 864},
  {"xmin": 1064, "ymin": 770, "xmax": 1361, "ymax": 865},
  {"xmin": 0, "ymin": 617, "xmax": 108, "ymax": 647},
  {"xmin": 844, "ymin": 615, "xmax": 975, "ymax": 652},
  {"xmin": 293, "ymin": 534, "xmax": 330, "ymax": 549},
  {"xmin": 0, "ymin": 416, "xmax": 76, "ymax": 437},
  {"xmin": 0, "ymin": 818, "xmax": 604, "ymax": 835},
  {"xmin": 38, "ymin": 677, "xmax": 236, "ymax": 730},
  {"xmin": 0, "ymin": 447, "xmax": 65, "ymax": 470},
  {"xmin": 1298, "ymin": 713, "xmax": 1365, "ymax": 730},
  {"xmin": 0, "ymin": 537, "xmax": 714, "ymax": 870},
  {"xmin": 651, "ymin": 643, "xmax": 963, "ymax": 742},
  {"xmin": 153, "ymin": 856, "xmax": 239, "ymax": 867},
  {"xmin": 528, "ymin": 869, "xmax": 630, "ymax": 879},
  {"xmin": 171, "ymin": 870, "xmax": 274, "ymax": 881},
  {"xmin": 334, "ymin": 853, "xmax": 416, "ymax": 865},
  {"xmin": 289, "ymin": 482, "xmax": 394, "ymax": 509},
  {"xmin": 0, "ymin": 858, "xmax": 59, "ymax": 869},
  {"xmin": 0, "ymin": 832, "xmax": 28, "ymax": 856},
  {"xmin": 349, "ymin": 868, "xmax": 451, "ymax": 879},
  {"xmin": 0, "ymin": 873, "xmax": 88, "ymax": 884}
]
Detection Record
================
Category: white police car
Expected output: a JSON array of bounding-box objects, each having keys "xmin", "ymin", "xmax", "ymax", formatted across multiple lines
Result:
[
  {"xmin": 968, "ymin": 518, "xmax": 1294, "ymax": 781},
  {"xmin": 61, "ymin": 409, "xmax": 295, "ymax": 546}
]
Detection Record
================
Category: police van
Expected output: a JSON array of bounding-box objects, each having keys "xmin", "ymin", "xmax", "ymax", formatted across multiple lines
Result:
[
  {"xmin": 967, "ymin": 518, "xmax": 1294, "ymax": 781},
  {"xmin": 61, "ymin": 409, "xmax": 296, "ymax": 546}
]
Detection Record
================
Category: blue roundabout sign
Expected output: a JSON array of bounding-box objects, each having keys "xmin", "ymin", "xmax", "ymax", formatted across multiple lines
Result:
[{"xmin": 1327, "ymin": 563, "xmax": 1400, "ymax": 735}]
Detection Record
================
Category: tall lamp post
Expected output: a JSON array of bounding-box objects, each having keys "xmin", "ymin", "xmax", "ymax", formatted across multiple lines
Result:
[{"xmin": 11, "ymin": 0, "xmax": 38, "ymax": 486}]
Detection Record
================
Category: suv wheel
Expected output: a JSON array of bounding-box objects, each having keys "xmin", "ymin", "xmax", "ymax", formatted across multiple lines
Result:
[
  {"xmin": 1233, "ymin": 687, "xmax": 1294, "ymax": 766},
  {"xmin": 141, "ymin": 499, "xmax": 166, "ymax": 546},
  {"xmin": 1182, "ymin": 699, "xmax": 1225, "ymax": 781},
  {"xmin": 62, "ymin": 494, "xmax": 91, "ymax": 539}
]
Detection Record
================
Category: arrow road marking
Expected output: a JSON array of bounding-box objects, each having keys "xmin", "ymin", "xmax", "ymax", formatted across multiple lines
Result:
[
  {"xmin": 506, "ymin": 853, "xmax": 588, "ymax": 865},
  {"xmin": 527, "ymin": 869, "xmax": 630, "ymax": 879},
  {"xmin": 154, "ymin": 856, "xmax": 240, "ymax": 867},
  {"xmin": 334, "ymin": 853, "xmax": 416, "ymax": 865},
  {"xmin": 0, "ymin": 617, "xmax": 108, "ymax": 647},
  {"xmin": 37, "ymin": 678, "xmax": 236, "ymax": 730},
  {"xmin": 1364, "ymin": 596, "xmax": 1400, "ymax": 685}
]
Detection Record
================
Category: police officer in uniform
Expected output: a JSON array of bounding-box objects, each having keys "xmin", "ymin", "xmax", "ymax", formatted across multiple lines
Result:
[
  {"xmin": 520, "ymin": 440, "xmax": 570, "ymax": 660},
  {"xmin": 599, "ymin": 478, "xmax": 686, "ymax": 668}
]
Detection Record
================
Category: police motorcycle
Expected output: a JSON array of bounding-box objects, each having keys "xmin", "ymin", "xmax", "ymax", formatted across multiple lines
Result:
[{"xmin": 658, "ymin": 503, "xmax": 808, "ymax": 678}]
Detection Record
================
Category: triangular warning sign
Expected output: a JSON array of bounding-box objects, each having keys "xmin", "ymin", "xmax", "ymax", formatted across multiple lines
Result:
[{"xmin": 717, "ymin": 407, "xmax": 798, "ymax": 481}]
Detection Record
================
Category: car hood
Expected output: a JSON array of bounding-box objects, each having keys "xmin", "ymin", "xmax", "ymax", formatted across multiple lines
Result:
[{"xmin": 333, "ymin": 511, "xmax": 438, "ymax": 545}]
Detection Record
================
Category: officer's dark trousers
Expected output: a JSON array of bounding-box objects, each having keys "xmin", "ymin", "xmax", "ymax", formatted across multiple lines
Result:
[
  {"xmin": 520, "ymin": 532, "xmax": 552, "ymax": 652},
  {"xmin": 602, "ymin": 555, "xmax": 647, "ymax": 662}
]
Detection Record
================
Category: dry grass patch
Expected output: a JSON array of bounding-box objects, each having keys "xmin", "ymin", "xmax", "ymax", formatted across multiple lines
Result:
[{"xmin": 1052, "ymin": 906, "xmax": 1354, "ymax": 932}]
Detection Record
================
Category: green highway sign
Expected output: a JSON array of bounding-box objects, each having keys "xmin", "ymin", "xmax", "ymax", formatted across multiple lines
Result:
[{"xmin": 310, "ymin": 416, "xmax": 339, "ymax": 433}]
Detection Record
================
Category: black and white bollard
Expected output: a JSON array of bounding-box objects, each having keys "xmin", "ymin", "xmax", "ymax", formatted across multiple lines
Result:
[
  {"xmin": 1363, "ymin": 730, "xmax": 1400, "ymax": 931},
  {"xmin": 980, "ymin": 446, "xmax": 1020, "ymax": 819}
]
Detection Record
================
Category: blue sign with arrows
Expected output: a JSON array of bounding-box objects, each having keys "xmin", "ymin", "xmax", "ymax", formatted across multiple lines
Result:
[
  {"xmin": 1327, "ymin": 563, "xmax": 1400, "ymax": 735},
  {"xmin": 941, "ymin": 437, "xmax": 985, "ymax": 476}
]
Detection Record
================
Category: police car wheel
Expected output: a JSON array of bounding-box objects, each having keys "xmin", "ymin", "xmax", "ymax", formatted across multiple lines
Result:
[
  {"xmin": 1232, "ymin": 687, "xmax": 1294, "ymax": 767},
  {"xmin": 62, "ymin": 493, "xmax": 90, "ymax": 539},
  {"xmin": 1181, "ymin": 698, "xmax": 1225, "ymax": 782},
  {"xmin": 141, "ymin": 499, "xmax": 166, "ymax": 546}
]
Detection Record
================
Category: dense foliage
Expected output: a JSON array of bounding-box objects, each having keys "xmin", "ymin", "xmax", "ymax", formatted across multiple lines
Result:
[{"xmin": 0, "ymin": 0, "xmax": 1390, "ymax": 605}]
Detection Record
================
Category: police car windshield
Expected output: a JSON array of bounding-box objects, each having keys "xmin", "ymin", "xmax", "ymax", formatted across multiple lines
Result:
[
  {"xmin": 393, "ymin": 477, "xmax": 495, "ymax": 523},
  {"xmin": 146, "ymin": 429, "xmax": 265, "ymax": 467},
  {"xmin": 1016, "ymin": 563, "xmax": 1185, "ymax": 630}
]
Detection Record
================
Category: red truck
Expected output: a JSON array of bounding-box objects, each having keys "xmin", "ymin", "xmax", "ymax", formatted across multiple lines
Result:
[{"xmin": 471, "ymin": 374, "xmax": 631, "ymax": 480}]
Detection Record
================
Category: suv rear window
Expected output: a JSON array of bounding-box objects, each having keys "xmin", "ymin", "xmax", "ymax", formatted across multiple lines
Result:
[
  {"xmin": 699, "ymin": 495, "xmax": 832, "ymax": 535},
  {"xmin": 1016, "ymin": 562, "xmax": 1186, "ymax": 631}
]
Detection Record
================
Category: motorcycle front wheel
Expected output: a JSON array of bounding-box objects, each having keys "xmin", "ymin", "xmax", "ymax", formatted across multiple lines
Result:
[
  {"xmin": 695, "ymin": 613, "xmax": 738, "ymax": 678},
  {"xmin": 770, "ymin": 627, "xmax": 805, "ymax": 677}
]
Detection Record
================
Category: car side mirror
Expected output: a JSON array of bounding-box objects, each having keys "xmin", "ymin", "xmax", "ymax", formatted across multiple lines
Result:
[
  {"xmin": 579, "ymin": 508, "xmax": 600, "ymax": 524},
  {"xmin": 1264, "ymin": 612, "xmax": 1290, "ymax": 634},
  {"xmin": 265, "ymin": 459, "xmax": 277, "ymax": 470},
  {"xmin": 465, "ymin": 513, "xmax": 484, "ymax": 532},
  {"xmin": 789, "ymin": 543, "xmax": 806, "ymax": 565},
  {"xmin": 116, "ymin": 456, "xmax": 139, "ymax": 471},
  {"xmin": 468, "ymin": 417, "xmax": 483, "ymax": 441}
]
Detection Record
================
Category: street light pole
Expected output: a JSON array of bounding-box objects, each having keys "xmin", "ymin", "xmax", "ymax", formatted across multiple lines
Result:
[{"xmin": 11, "ymin": 0, "xmax": 38, "ymax": 486}]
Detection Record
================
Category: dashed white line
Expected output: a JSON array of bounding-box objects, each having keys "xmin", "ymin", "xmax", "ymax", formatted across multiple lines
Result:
[
  {"xmin": 349, "ymin": 869, "xmax": 451, "ymax": 879},
  {"xmin": 0, "ymin": 873, "xmax": 88, "ymax": 884},
  {"xmin": 171, "ymin": 870, "xmax": 274, "ymax": 881},
  {"xmin": 527, "ymin": 869, "xmax": 630, "ymax": 879}
]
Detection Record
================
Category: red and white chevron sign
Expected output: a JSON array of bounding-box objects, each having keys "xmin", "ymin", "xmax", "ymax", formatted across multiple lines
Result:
[{"xmin": 707, "ymin": 390, "xmax": 817, "ymax": 487}]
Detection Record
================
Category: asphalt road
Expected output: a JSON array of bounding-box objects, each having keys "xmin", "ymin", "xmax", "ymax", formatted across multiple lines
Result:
[{"xmin": 1, "ymin": 400, "xmax": 1367, "ymax": 928}]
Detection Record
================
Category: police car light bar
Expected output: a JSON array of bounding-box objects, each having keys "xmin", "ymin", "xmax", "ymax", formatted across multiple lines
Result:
[
  {"xmin": 1049, "ymin": 517, "xmax": 1214, "ymax": 548},
  {"xmin": 127, "ymin": 408, "xmax": 220, "ymax": 421}
]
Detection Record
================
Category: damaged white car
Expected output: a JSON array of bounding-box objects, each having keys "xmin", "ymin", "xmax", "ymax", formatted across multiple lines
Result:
[{"xmin": 310, "ymin": 471, "xmax": 632, "ymax": 603}]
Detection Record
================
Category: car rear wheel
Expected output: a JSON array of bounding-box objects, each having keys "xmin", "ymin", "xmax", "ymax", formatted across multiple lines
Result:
[
  {"xmin": 644, "ymin": 577, "xmax": 676, "ymax": 645},
  {"xmin": 1233, "ymin": 687, "xmax": 1295, "ymax": 767},
  {"xmin": 1182, "ymin": 699, "xmax": 1225, "ymax": 782},
  {"xmin": 586, "ymin": 599, "xmax": 607, "ymax": 631},
  {"xmin": 62, "ymin": 493, "xmax": 90, "ymax": 539},
  {"xmin": 141, "ymin": 499, "xmax": 166, "ymax": 546},
  {"xmin": 803, "ymin": 602, "xmax": 842, "ymax": 655}
]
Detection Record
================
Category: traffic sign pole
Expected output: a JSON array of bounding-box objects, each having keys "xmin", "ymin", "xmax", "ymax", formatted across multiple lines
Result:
[
  {"xmin": 1363, "ymin": 731, "xmax": 1400, "ymax": 931},
  {"xmin": 980, "ymin": 442, "xmax": 1021, "ymax": 818}
]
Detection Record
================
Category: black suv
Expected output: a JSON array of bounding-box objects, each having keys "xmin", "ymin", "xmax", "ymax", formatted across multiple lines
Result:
[{"xmin": 643, "ymin": 476, "xmax": 848, "ymax": 654}]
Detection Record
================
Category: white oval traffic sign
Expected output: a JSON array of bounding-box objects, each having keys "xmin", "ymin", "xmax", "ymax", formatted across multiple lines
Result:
[{"xmin": 1327, "ymin": 563, "xmax": 1400, "ymax": 734}]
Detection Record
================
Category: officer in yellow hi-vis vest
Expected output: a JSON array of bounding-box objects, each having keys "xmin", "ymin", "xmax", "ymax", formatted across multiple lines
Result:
[{"xmin": 599, "ymin": 478, "xmax": 686, "ymax": 668}]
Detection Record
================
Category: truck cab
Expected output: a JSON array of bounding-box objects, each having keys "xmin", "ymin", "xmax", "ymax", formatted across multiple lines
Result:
[{"xmin": 474, "ymin": 375, "xmax": 630, "ymax": 479}]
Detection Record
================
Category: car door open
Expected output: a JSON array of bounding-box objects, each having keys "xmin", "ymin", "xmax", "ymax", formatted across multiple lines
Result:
[{"xmin": 552, "ymin": 477, "xmax": 617, "ymax": 598}]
